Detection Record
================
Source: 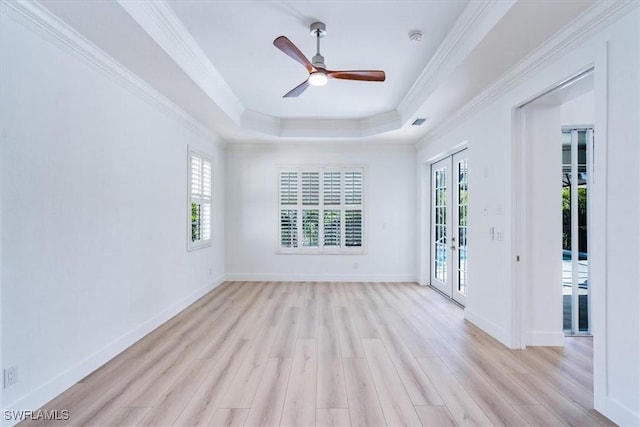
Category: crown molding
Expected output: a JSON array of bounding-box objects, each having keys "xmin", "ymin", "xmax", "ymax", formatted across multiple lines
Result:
[
  {"xmin": 280, "ymin": 118, "xmax": 364, "ymax": 138},
  {"xmin": 397, "ymin": 0, "xmax": 516, "ymax": 123},
  {"xmin": 226, "ymin": 141, "xmax": 416, "ymax": 152},
  {"xmin": 416, "ymin": 0, "xmax": 639, "ymax": 149},
  {"xmin": 239, "ymin": 109, "xmax": 402, "ymax": 139},
  {"xmin": 240, "ymin": 110, "xmax": 281, "ymax": 136},
  {"xmin": 360, "ymin": 111, "xmax": 402, "ymax": 137},
  {"xmin": 116, "ymin": 0, "xmax": 243, "ymax": 126},
  {"xmin": 1, "ymin": 0, "xmax": 223, "ymax": 145}
]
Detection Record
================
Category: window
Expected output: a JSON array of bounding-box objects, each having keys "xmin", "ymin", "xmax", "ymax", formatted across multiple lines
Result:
[
  {"xmin": 188, "ymin": 148, "xmax": 212, "ymax": 250},
  {"xmin": 278, "ymin": 166, "xmax": 364, "ymax": 253}
]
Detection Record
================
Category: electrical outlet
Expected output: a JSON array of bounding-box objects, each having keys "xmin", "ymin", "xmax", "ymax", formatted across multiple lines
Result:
[{"xmin": 4, "ymin": 365, "xmax": 18, "ymax": 388}]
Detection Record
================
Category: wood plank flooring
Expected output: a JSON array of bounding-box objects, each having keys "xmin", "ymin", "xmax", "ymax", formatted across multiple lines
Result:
[{"xmin": 22, "ymin": 282, "xmax": 615, "ymax": 426}]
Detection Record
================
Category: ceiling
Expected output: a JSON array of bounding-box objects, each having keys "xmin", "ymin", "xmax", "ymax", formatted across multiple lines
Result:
[
  {"xmin": 38, "ymin": 0, "xmax": 595, "ymax": 144},
  {"xmin": 167, "ymin": 0, "xmax": 468, "ymax": 120}
]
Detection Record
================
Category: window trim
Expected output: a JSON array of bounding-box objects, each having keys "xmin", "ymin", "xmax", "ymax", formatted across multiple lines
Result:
[
  {"xmin": 276, "ymin": 165, "xmax": 366, "ymax": 255},
  {"xmin": 187, "ymin": 146, "xmax": 212, "ymax": 251}
]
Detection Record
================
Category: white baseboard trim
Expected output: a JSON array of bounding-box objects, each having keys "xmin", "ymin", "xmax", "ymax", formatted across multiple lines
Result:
[
  {"xmin": 464, "ymin": 308, "xmax": 509, "ymax": 347},
  {"xmin": 2, "ymin": 275, "xmax": 226, "ymax": 425},
  {"xmin": 224, "ymin": 273, "xmax": 417, "ymax": 283},
  {"xmin": 595, "ymin": 395, "xmax": 640, "ymax": 427},
  {"xmin": 525, "ymin": 330, "xmax": 565, "ymax": 347}
]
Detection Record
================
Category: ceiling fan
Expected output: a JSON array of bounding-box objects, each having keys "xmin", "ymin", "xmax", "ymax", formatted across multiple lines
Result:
[{"xmin": 273, "ymin": 22, "xmax": 386, "ymax": 98}]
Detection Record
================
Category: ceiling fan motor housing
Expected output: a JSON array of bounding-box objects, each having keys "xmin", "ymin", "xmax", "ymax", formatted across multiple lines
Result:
[{"xmin": 312, "ymin": 53, "xmax": 326, "ymax": 69}]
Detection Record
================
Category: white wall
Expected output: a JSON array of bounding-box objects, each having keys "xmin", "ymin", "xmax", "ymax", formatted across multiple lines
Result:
[
  {"xmin": 416, "ymin": 7, "xmax": 639, "ymax": 425},
  {"xmin": 561, "ymin": 90, "xmax": 594, "ymax": 126},
  {"xmin": 225, "ymin": 144, "xmax": 416, "ymax": 282},
  {"xmin": 417, "ymin": 107, "xmax": 514, "ymax": 345},
  {"xmin": 522, "ymin": 105, "xmax": 564, "ymax": 346},
  {"xmin": 0, "ymin": 11, "xmax": 225, "ymax": 417}
]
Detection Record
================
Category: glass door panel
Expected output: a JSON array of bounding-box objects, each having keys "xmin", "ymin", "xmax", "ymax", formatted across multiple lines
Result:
[
  {"xmin": 453, "ymin": 151, "xmax": 468, "ymax": 305},
  {"xmin": 431, "ymin": 157, "xmax": 450, "ymax": 296},
  {"xmin": 562, "ymin": 128, "xmax": 591, "ymax": 335},
  {"xmin": 430, "ymin": 150, "xmax": 468, "ymax": 305}
]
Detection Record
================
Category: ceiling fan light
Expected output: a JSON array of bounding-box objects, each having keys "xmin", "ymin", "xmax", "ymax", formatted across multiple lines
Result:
[{"xmin": 308, "ymin": 71, "xmax": 328, "ymax": 87}]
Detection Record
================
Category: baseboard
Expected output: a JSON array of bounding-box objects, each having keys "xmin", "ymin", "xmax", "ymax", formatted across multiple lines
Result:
[
  {"xmin": 464, "ymin": 308, "xmax": 509, "ymax": 347},
  {"xmin": 224, "ymin": 273, "xmax": 417, "ymax": 283},
  {"xmin": 525, "ymin": 330, "xmax": 565, "ymax": 347},
  {"xmin": 595, "ymin": 395, "xmax": 640, "ymax": 427},
  {"xmin": 2, "ymin": 275, "xmax": 226, "ymax": 426}
]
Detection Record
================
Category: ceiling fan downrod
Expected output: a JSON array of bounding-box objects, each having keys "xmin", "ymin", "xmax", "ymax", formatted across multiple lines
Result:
[{"xmin": 310, "ymin": 21, "xmax": 326, "ymax": 70}]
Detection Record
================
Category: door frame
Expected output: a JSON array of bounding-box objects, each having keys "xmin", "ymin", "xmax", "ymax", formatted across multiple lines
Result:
[{"xmin": 511, "ymin": 65, "xmax": 605, "ymax": 351}]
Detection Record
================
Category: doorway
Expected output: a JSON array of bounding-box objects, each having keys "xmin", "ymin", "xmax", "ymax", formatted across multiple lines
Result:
[
  {"xmin": 430, "ymin": 149, "xmax": 468, "ymax": 306},
  {"xmin": 513, "ymin": 68, "xmax": 594, "ymax": 346}
]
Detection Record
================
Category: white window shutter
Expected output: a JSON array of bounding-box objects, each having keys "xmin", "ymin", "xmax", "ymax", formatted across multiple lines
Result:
[
  {"xmin": 280, "ymin": 171, "xmax": 298, "ymax": 205},
  {"xmin": 345, "ymin": 171, "xmax": 363, "ymax": 205},
  {"xmin": 278, "ymin": 166, "xmax": 363, "ymax": 253},
  {"xmin": 323, "ymin": 209, "xmax": 341, "ymax": 247},
  {"xmin": 280, "ymin": 209, "xmax": 298, "ymax": 247},
  {"xmin": 345, "ymin": 210, "xmax": 363, "ymax": 247},
  {"xmin": 202, "ymin": 160, "xmax": 212, "ymax": 198},
  {"xmin": 323, "ymin": 171, "xmax": 341, "ymax": 205},
  {"xmin": 302, "ymin": 172, "xmax": 319, "ymax": 205},
  {"xmin": 191, "ymin": 155, "xmax": 202, "ymax": 197},
  {"xmin": 188, "ymin": 148, "xmax": 212, "ymax": 250}
]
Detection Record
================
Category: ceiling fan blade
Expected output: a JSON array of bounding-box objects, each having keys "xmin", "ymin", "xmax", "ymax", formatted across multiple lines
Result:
[
  {"xmin": 283, "ymin": 80, "xmax": 310, "ymax": 98},
  {"xmin": 327, "ymin": 70, "xmax": 386, "ymax": 82},
  {"xmin": 274, "ymin": 36, "xmax": 314, "ymax": 73}
]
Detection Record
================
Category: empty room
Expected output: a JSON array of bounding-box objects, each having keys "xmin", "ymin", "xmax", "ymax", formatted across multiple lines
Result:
[{"xmin": 1, "ymin": 0, "xmax": 639, "ymax": 426}]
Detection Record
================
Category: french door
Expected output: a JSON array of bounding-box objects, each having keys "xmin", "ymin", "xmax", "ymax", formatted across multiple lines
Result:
[{"xmin": 431, "ymin": 150, "xmax": 468, "ymax": 305}]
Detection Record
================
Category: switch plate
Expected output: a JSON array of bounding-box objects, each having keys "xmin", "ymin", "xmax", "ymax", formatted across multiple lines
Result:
[{"xmin": 4, "ymin": 366, "xmax": 17, "ymax": 388}]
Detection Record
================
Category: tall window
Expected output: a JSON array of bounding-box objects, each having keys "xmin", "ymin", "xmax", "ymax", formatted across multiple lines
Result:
[
  {"xmin": 279, "ymin": 167, "xmax": 364, "ymax": 253},
  {"xmin": 188, "ymin": 148, "xmax": 212, "ymax": 250}
]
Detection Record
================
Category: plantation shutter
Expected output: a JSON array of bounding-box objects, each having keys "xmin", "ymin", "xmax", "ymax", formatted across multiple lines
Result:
[
  {"xmin": 280, "ymin": 171, "xmax": 300, "ymax": 248},
  {"xmin": 323, "ymin": 209, "xmax": 341, "ymax": 247},
  {"xmin": 280, "ymin": 171, "xmax": 298, "ymax": 205},
  {"xmin": 191, "ymin": 154, "xmax": 202, "ymax": 196},
  {"xmin": 189, "ymin": 150, "xmax": 212, "ymax": 248},
  {"xmin": 323, "ymin": 171, "xmax": 341, "ymax": 205},
  {"xmin": 201, "ymin": 159, "xmax": 212, "ymax": 240},
  {"xmin": 302, "ymin": 172, "xmax": 319, "ymax": 205},
  {"xmin": 344, "ymin": 171, "xmax": 363, "ymax": 247},
  {"xmin": 278, "ymin": 167, "xmax": 364, "ymax": 252},
  {"xmin": 344, "ymin": 171, "xmax": 363, "ymax": 205},
  {"xmin": 301, "ymin": 172, "xmax": 319, "ymax": 247},
  {"xmin": 280, "ymin": 210, "xmax": 298, "ymax": 247}
]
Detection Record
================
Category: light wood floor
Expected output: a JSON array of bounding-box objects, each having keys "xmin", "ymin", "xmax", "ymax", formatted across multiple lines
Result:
[{"xmin": 23, "ymin": 282, "xmax": 615, "ymax": 427}]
